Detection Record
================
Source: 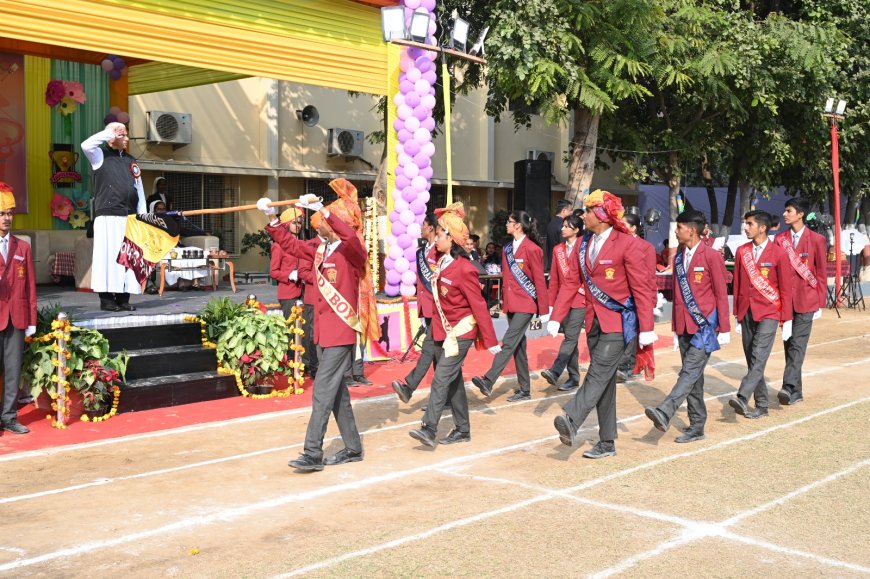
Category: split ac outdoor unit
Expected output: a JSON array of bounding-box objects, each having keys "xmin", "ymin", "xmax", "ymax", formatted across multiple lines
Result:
[
  {"xmin": 527, "ymin": 149, "xmax": 555, "ymax": 164},
  {"xmin": 147, "ymin": 111, "xmax": 192, "ymax": 148},
  {"xmin": 327, "ymin": 128, "xmax": 365, "ymax": 158}
]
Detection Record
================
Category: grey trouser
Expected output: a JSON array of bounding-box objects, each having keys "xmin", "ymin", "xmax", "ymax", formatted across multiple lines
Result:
[
  {"xmin": 0, "ymin": 322, "xmax": 24, "ymax": 424},
  {"xmin": 783, "ymin": 311, "xmax": 814, "ymax": 397},
  {"xmin": 549, "ymin": 307, "xmax": 585, "ymax": 383},
  {"xmin": 563, "ymin": 318, "xmax": 630, "ymax": 442},
  {"xmin": 405, "ymin": 320, "xmax": 437, "ymax": 391},
  {"xmin": 485, "ymin": 312, "xmax": 534, "ymax": 392},
  {"xmin": 422, "ymin": 338, "xmax": 472, "ymax": 434},
  {"xmin": 737, "ymin": 310, "xmax": 778, "ymax": 409},
  {"xmin": 303, "ymin": 344, "xmax": 362, "ymax": 460},
  {"xmin": 301, "ymin": 304, "xmax": 318, "ymax": 374},
  {"xmin": 657, "ymin": 333, "xmax": 710, "ymax": 430}
]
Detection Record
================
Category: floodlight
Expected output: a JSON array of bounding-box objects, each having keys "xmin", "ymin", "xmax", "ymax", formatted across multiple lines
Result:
[
  {"xmin": 469, "ymin": 26, "xmax": 489, "ymax": 57},
  {"xmin": 824, "ymin": 97, "xmax": 834, "ymax": 113},
  {"xmin": 450, "ymin": 18, "xmax": 470, "ymax": 52},
  {"xmin": 835, "ymin": 100, "xmax": 847, "ymax": 115},
  {"xmin": 409, "ymin": 9, "xmax": 431, "ymax": 43},
  {"xmin": 380, "ymin": 6, "xmax": 406, "ymax": 42}
]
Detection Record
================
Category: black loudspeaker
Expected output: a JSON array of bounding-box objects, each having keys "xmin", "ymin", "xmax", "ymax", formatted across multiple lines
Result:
[{"xmin": 513, "ymin": 159, "xmax": 552, "ymax": 228}]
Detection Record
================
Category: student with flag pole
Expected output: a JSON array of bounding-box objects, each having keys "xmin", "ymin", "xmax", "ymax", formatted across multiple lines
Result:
[
  {"xmin": 728, "ymin": 210, "xmax": 793, "ymax": 419},
  {"xmin": 553, "ymin": 190, "xmax": 657, "ymax": 459},
  {"xmin": 644, "ymin": 210, "xmax": 730, "ymax": 443},
  {"xmin": 408, "ymin": 202, "xmax": 499, "ymax": 447},
  {"xmin": 775, "ymin": 198, "xmax": 826, "ymax": 406},
  {"xmin": 471, "ymin": 210, "xmax": 549, "ymax": 402}
]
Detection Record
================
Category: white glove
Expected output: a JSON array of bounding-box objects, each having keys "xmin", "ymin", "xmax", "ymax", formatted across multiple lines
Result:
[
  {"xmin": 782, "ymin": 320, "xmax": 793, "ymax": 342},
  {"xmin": 288, "ymin": 271, "xmax": 298, "ymax": 282},
  {"xmin": 257, "ymin": 197, "xmax": 276, "ymax": 216},
  {"xmin": 735, "ymin": 319, "xmax": 742, "ymax": 336},
  {"xmin": 638, "ymin": 331, "xmax": 657, "ymax": 347},
  {"xmin": 296, "ymin": 194, "xmax": 324, "ymax": 212},
  {"xmin": 25, "ymin": 325, "xmax": 36, "ymax": 337},
  {"xmin": 488, "ymin": 345, "xmax": 502, "ymax": 355},
  {"xmin": 539, "ymin": 306, "xmax": 553, "ymax": 325},
  {"xmin": 717, "ymin": 332, "xmax": 730, "ymax": 346},
  {"xmin": 673, "ymin": 332, "xmax": 679, "ymax": 351},
  {"xmin": 418, "ymin": 317, "xmax": 426, "ymax": 329},
  {"xmin": 547, "ymin": 321, "xmax": 560, "ymax": 337},
  {"xmin": 813, "ymin": 309, "xmax": 822, "ymax": 321}
]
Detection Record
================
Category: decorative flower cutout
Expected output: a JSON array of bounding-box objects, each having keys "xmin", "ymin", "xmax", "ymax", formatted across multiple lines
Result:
[
  {"xmin": 63, "ymin": 81, "xmax": 86, "ymax": 104},
  {"xmin": 69, "ymin": 210, "xmax": 88, "ymax": 229},
  {"xmin": 51, "ymin": 193, "xmax": 74, "ymax": 220},
  {"xmin": 45, "ymin": 80, "xmax": 65, "ymax": 107},
  {"xmin": 58, "ymin": 97, "xmax": 78, "ymax": 116}
]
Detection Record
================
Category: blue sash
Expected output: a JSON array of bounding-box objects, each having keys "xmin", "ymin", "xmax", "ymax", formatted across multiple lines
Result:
[
  {"xmin": 416, "ymin": 246, "xmax": 435, "ymax": 294},
  {"xmin": 504, "ymin": 242, "xmax": 537, "ymax": 301},
  {"xmin": 675, "ymin": 250, "xmax": 720, "ymax": 354},
  {"xmin": 578, "ymin": 233, "xmax": 637, "ymax": 345}
]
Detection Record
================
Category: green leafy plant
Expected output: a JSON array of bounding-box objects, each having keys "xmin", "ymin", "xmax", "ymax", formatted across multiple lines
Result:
[
  {"xmin": 197, "ymin": 297, "xmax": 246, "ymax": 345},
  {"xmin": 241, "ymin": 230, "xmax": 273, "ymax": 257},
  {"xmin": 216, "ymin": 308, "xmax": 291, "ymax": 388},
  {"xmin": 79, "ymin": 354, "xmax": 128, "ymax": 411}
]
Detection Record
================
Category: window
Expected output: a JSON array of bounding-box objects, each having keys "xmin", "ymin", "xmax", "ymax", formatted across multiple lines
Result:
[{"xmin": 163, "ymin": 173, "xmax": 240, "ymax": 254}]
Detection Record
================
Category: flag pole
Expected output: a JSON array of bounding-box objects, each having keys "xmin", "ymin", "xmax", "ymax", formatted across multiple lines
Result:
[{"xmin": 177, "ymin": 198, "xmax": 304, "ymax": 217}]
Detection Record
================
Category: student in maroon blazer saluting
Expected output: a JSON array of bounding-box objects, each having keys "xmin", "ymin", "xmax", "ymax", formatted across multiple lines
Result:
[
  {"xmin": 775, "ymin": 197, "xmax": 827, "ymax": 406},
  {"xmin": 644, "ymin": 210, "xmax": 731, "ymax": 443},
  {"xmin": 0, "ymin": 183, "xmax": 36, "ymax": 434},
  {"xmin": 260, "ymin": 179, "xmax": 380, "ymax": 471},
  {"xmin": 409, "ymin": 202, "xmax": 500, "ymax": 447},
  {"xmin": 270, "ymin": 208, "xmax": 305, "ymax": 320},
  {"xmin": 553, "ymin": 190, "xmax": 657, "ymax": 459},
  {"xmin": 729, "ymin": 210, "xmax": 793, "ymax": 419},
  {"xmin": 471, "ymin": 210, "xmax": 549, "ymax": 402}
]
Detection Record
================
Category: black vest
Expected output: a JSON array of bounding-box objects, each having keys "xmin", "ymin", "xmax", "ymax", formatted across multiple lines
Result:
[{"xmin": 93, "ymin": 145, "xmax": 139, "ymax": 217}]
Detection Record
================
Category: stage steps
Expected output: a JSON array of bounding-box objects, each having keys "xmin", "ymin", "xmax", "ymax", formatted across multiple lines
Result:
[{"xmin": 100, "ymin": 322, "xmax": 238, "ymax": 413}]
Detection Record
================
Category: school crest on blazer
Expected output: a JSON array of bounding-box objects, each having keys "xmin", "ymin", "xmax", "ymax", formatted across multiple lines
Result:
[
  {"xmin": 325, "ymin": 268, "xmax": 337, "ymax": 283},
  {"xmin": 604, "ymin": 267, "xmax": 615, "ymax": 280}
]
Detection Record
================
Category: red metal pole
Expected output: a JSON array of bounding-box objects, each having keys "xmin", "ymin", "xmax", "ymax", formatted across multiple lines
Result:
[{"xmin": 831, "ymin": 120, "xmax": 842, "ymax": 302}]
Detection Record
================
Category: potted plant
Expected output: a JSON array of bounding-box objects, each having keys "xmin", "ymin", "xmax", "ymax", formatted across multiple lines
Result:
[
  {"xmin": 216, "ymin": 306, "xmax": 292, "ymax": 395},
  {"xmin": 196, "ymin": 297, "xmax": 246, "ymax": 346},
  {"xmin": 79, "ymin": 356, "xmax": 128, "ymax": 418}
]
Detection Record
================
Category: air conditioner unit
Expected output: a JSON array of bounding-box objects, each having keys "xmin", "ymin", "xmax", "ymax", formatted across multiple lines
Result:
[
  {"xmin": 327, "ymin": 128, "xmax": 365, "ymax": 158},
  {"xmin": 527, "ymin": 149, "xmax": 555, "ymax": 164},
  {"xmin": 147, "ymin": 111, "xmax": 192, "ymax": 148}
]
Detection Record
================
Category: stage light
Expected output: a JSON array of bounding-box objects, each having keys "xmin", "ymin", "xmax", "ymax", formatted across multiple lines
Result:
[
  {"xmin": 450, "ymin": 17, "xmax": 469, "ymax": 52},
  {"xmin": 380, "ymin": 6, "xmax": 406, "ymax": 42},
  {"xmin": 824, "ymin": 97, "xmax": 834, "ymax": 113},
  {"xmin": 469, "ymin": 26, "xmax": 489, "ymax": 57},
  {"xmin": 835, "ymin": 99, "xmax": 847, "ymax": 115},
  {"xmin": 409, "ymin": 9, "xmax": 431, "ymax": 43}
]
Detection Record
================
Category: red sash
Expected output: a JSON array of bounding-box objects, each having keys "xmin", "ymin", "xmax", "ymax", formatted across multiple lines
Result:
[
  {"xmin": 740, "ymin": 246, "xmax": 781, "ymax": 310},
  {"xmin": 776, "ymin": 234, "xmax": 818, "ymax": 289}
]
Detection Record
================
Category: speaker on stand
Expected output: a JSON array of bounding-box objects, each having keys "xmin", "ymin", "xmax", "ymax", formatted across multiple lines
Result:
[{"xmin": 512, "ymin": 159, "xmax": 552, "ymax": 229}]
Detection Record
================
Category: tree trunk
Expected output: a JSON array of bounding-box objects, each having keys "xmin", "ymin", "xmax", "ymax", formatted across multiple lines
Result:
[
  {"xmin": 564, "ymin": 108, "xmax": 600, "ymax": 205},
  {"xmin": 739, "ymin": 182, "xmax": 752, "ymax": 219},
  {"xmin": 860, "ymin": 195, "xmax": 870, "ymax": 230},
  {"xmin": 701, "ymin": 154, "xmax": 719, "ymax": 223},
  {"xmin": 665, "ymin": 151, "xmax": 681, "ymax": 265},
  {"xmin": 844, "ymin": 191, "xmax": 860, "ymax": 227},
  {"xmin": 723, "ymin": 172, "xmax": 738, "ymax": 228}
]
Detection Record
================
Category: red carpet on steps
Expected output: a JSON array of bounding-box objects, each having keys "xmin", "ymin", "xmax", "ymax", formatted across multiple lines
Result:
[{"xmin": 0, "ymin": 335, "xmax": 669, "ymax": 456}]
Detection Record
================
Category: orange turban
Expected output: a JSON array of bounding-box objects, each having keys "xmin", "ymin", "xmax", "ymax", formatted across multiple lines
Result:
[
  {"xmin": 434, "ymin": 202, "xmax": 469, "ymax": 248},
  {"xmin": 279, "ymin": 207, "xmax": 302, "ymax": 224},
  {"xmin": 0, "ymin": 182, "xmax": 14, "ymax": 211},
  {"xmin": 584, "ymin": 189, "xmax": 630, "ymax": 234}
]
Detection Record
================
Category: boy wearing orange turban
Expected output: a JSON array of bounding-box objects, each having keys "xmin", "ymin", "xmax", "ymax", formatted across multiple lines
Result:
[{"xmin": 0, "ymin": 182, "xmax": 36, "ymax": 434}]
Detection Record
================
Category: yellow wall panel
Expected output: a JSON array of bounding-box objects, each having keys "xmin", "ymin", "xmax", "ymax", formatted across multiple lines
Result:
[{"xmin": 17, "ymin": 55, "xmax": 53, "ymax": 229}]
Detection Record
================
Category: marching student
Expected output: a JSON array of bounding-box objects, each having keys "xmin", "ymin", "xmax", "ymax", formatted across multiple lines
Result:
[
  {"xmin": 728, "ymin": 210, "xmax": 793, "ymax": 419},
  {"xmin": 540, "ymin": 213, "xmax": 586, "ymax": 392},
  {"xmin": 471, "ymin": 210, "xmax": 549, "ymax": 402},
  {"xmin": 775, "ymin": 197, "xmax": 826, "ymax": 406},
  {"xmin": 392, "ymin": 212, "xmax": 442, "ymax": 404},
  {"xmin": 408, "ymin": 203, "xmax": 499, "ymax": 447},
  {"xmin": 270, "ymin": 208, "xmax": 304, "ymax": 320},
  {"xmin": 259, "ymin": 179, "xmax": 379, "ymax": 471},
  {"xmin": 553, "ymin": 190, "xmax": 657, "ymax": 459},
  {"xmin": 644, "ymin": 210, "xmax": 730, "ymax": 443}
]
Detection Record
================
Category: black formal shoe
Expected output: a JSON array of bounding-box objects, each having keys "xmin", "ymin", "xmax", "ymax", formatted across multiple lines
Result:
[
  {"xmin": 288, "ymin": 454, "xmax": 324, "ymax": 471},
  {"xmin": 409, "ymin": 427, "xmax": 437, "ymax": 448},
  {"xmin": 554, "ymin": 414, "xmax": 577, "ymax": 447},
  {"xmin": 144, "ymin": 284, "xmax": 159, "ymax": 295},
  {"xmin": 440, "ymin": 429, "xmax": 471, "ymax": 445},
  {"xmin": 729, "ymin": 396, "xmax": 750, "ymax": 417},
  {"xmin": 557, "ymin": 380, "xmax": 579, "ymax": 392},
  {"xmin": 324, "ymin": 448, "xmax": 363, "ymax": 466},
  {"xmin": 582, "ymin": 440, "xmax": 616, "ymax": 459},
  {"xmin": 788, "ymin": 393, "xmax": 804, "ymax": 405},
  {"xmin": 100, "ymin": 301, "xmax": 121, "ymax": 312},
  {"xmin": 116, "ymin": 302, "xmax": 136, "ymax": 311},
  {"xmin": 471, "ymin": 376, "xmax": 492, "ymax": 397},
  {"xmin": 644, "ymin": 407, "xmax": 669, "ymax": 433},
  {"xmin": 352, "ymin": 375, "xmax": 372, "ymax": 386},
  {"xmin": 746, "ymin": 406, "xmax": 769, "ymax": 420},
  {"xmin": 391, "ymin": 380, "xmax": 412, "ymax": 403},
  {"xmin": 540, "ymin": 369, "xmax": 557, "ymax": 386},
  {"xmin": 777, "ymin": 388, "xmax": 792, "ymax": 406},
  {"xmin": 615, "ymin": 369, "xmax": 632, "ymax": 384},
  {"xmin": 2, "ymin": 421, "xmax": 30, "ymax": 435},
  {"xmin": 675, "ymin": 430, "xmax": 705, "ymax": 444},
  {"xmin": 507, "ymin": 391, "xmax": 530, "ymax": 402}
]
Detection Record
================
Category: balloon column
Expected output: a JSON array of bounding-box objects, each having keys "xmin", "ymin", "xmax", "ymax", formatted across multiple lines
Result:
[
  {"xmin": 383, "ymin": 0, "xmax": 439, "ymax": 297},
  {"xmin": 100, "ymin": 55, "xmax": 128, "ymax": 81}
]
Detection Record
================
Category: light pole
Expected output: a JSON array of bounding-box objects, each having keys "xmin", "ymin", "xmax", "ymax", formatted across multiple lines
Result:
[{"xmin": 823, "ymin": 97, "xmax": 847, "ymax": 303}]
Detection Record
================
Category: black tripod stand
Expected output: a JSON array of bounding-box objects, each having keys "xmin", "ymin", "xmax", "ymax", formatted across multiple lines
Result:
[
  {"xmin": 839, "ymin": 234, "xmax": 866, "ymax": 310},
  {"xmin": 400, "ymin": 322, "xmax": 427, "ymax": 362}
]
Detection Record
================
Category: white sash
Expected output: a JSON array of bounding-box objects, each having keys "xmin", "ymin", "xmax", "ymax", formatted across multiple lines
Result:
[{"xmin": 314, "ymin": 242, "xmax": 362, "ymax": 333}]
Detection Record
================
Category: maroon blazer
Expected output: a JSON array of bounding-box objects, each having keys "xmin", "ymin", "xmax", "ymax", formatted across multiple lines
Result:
[
  {"xmin": 580, "ymin": 228, "xmax": 656, "ymax": 334},
  {"xmin": 296, "ymin": 238, "xmax": 321, "ymax": 307},
  {"xmin": 671, "ymin": 242, "xmax": 731, "ymax": 335},
  {"xmin": 775, "ymin": 228, "xmax": 827, "ymax": 313},
  {"xmin": 270, "ymin": 239, "xmax": 303, "ymax": 301},
  {"xmin": 548, "ymin": 240, "xmax": 585, "ymax": 324},
  {"xmin": 0, "ymin": 235, "xmax": 37, "ymax": 330},
  {"xmin": 431, "ymin": 257, "xmax": 498, "ymax": 348},
  {"xmin": 268, "ymin": 214, "xmax": 367, "ymax": 348},
  {"xmin": 500, "ymin": 237, "xmax": 549, "ymax": 315},
  {"xmin": 732, "ymin": 241, "xmax": 793, "ymax": 323},
  {"xmin": 416, "ymin": 243, "xmax": 441, "ymax": 320}
]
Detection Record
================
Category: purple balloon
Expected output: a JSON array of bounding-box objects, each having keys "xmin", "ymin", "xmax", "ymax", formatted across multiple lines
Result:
[
  {"xmin": 404, "ymin": 91, "xmax": 421, "ymax": 108},
  {"xmin": 422, "ymin": 141, "xmax": 436, "ymax": 156},
  {"xmin": 109, "ymin": 69, "xmax": 122, "ymax": 81},
  {"xmin": 392, "ymin": 221, "xmax": 407, "ymax": 236},
  {"xmin": 395, "ymin": 143, "xmax": 405, "ymax": 157},
  {"xmin": 398, "ymin": 234, "xmax": 414, "ymax": 249},
  {"xmin": 400, "ymin": 209, "xmax": 415, "ymax": 226},
  {"xmin": 413, "ymin": 105, "xmax": 430, "ymax": 121},
  {"xmin": 397, "ymin": 129, "xmax": 412, "ymax": 144},
  {"xmin": 394, "ymin": 258, "xmax": 410, "ymax": 273},
  {"xmin": 390, "ymin": 209, "xmax": 401, "ymax": 223},
  {"xmin": 422, "ymin": 70, "xmax": 437, "ymax": 85},
  {"xmin": 421, "ymin": 94, "xmax": 436, "ymax": 109},
  {"xmin": 416, "ymin": 59, "xmax": 432, "ymax": 74},
  {"xmin": 420, "ymin": 166, "xmax": 434, "ymax": 179},
  {"xmin": 397, "ymin": 104, "xmax": 412, "ymax": 120},
  {"xmin": 404, "ymin": 116, "xmax": 420, "ymax": 132},
  {"xmin": 406, "ymin": 67, "xmax": 422, "ymax": 83},
  {"xmin": 403, "ymin": 139, "xmax": 421, "ymax": 156},
  {"xmin": 414, "ymin": 128, "xmax": 432, "ymax": 144},
  {"xmin": 410, "ymin": 199, "xmax": 428, "ymax": 215},
  {"xmin": 399, "ymin": 80, "xmax": 414, "ymax": 94},
  {"xmin": 398, "ymin": 153, "xmax": 412, "ymax": 167},
  {"xmin": 419, "ymin": 191, "xmax": 430, "ymax": 203},
  {"xmin": 404, "ymin": 246, "xmax": 418, "ymax": 261},
  {"xmin": 400, "ymin": 284, "xmax": 417, "ymax": 298},
  {"xmin": 422, "ymin": 118, "xmax": 436, "ymax": 132},
  {"xmin": 414, "ymin": 79, "xmax": 430, "ymax": 95},
  {"xmin": 386, "ymin": 270, "xmax": 402, "ymax": 286},
  {"xmin": 385, "ymin": 283, "xmax": 400, "ymax": 297},
  {"xmin": 421, "ymin": 0, "xmax": 436, "ymax": 10},
  {"xmin": 388, "ymin": 244, "xmax": 403, "ymax": 261},
  {"xmin": 401, "ymin": 270, "xmax": 417, "ymax": 286},
  {"xmin": 402, "ymin": 188, "xmax": 418, "ymax": 203},
  {"xmin": 103, "ymin": 113, "xmax": 118, "ymax": 124},
  {"xmin": 384, "ymin": 257, "xmax": 395, "ymax": 271},
  {"xmin": 403, "ymin": 164, "xmax": 419, "ymax": 179},
  {"xmin": 414, "ymin": 152, "xmax": 431, "ymax": 168},
  {"xmin": 411, "ymin": 175, "xmax": 428, "ymax": 191},
  {"xmin": 395, "ymin": 174, "xmax": 411, "ymax": 190},
  {"xmin": 393, "ymin": 118, "xmax": 405, "ymax": 132},
  {"xmin": 407, "ymin": 222, "xmax": 422, "ymax": 238},
  {"xmin": 394, "ymin": 198, "xmax": 409, "ymax": 212}
]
